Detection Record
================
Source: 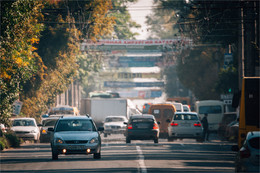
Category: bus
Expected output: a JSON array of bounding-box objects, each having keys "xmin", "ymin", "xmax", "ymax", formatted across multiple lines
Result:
[
  {"xmin": 237, "ymin": 77, "xmax": 260, "ymax": 148},
  {"xmin": 195, "ymin": 100, "xmax": 224, "ymax": 131}
]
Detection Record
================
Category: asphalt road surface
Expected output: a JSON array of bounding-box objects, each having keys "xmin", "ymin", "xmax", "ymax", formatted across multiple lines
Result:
[{"xmin": 0, "ymin": 133, "xmax": 236, "ymax": 173}]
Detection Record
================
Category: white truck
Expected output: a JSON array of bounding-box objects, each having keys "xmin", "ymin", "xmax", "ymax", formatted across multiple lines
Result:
[{"xmin": 80, "ymin": 98, "xmax": 140, "ymax": 127}]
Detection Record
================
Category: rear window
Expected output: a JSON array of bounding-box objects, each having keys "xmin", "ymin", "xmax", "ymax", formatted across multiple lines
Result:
[
  {"xmin": 163, "ymin": 109, "xmax": 174, "ymax": 118},
  {"xmin": 43, "ymin": 119, "xmax": 58, "ymax": 127},
  {"xmin": 132, "ymin": 118, "xmax": 154, "ymax": 123},
  {"xmin": 248, "ymin": 137, "xmax": 260, "ymax": 149},
  {"xmin": 199, "ymin": 105, "xmax": 222, "ymax": 114},
  {"xmin": 174, "ymin": 114, "xmax": 199, "ymax": 120},
  {"xmin": 152, "ymin": 109, "xmax": 160, "ymax": 118},
  {"xmin": 105, "ymin": 117, "xmax": 125, "ymax": 122}
]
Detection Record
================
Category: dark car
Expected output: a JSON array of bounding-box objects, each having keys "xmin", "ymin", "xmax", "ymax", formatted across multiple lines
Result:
[
  {"xmin": 125, "ymin": 114, "xmax": 160, "ymax": 144},
  {"xmin": 49, "ymin": 116, "xmax": 104, "ymax": 160},
  {"xmin": 218, "ymin": 112, "xmax": 237, "ymax": 138},
  {"xmin": 40, "ymin": 117, "xmax": 59, "ymax": 143}
]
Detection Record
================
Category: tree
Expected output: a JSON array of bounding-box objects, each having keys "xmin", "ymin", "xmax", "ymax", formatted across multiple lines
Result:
[
  {"xmin": 147, "ymin": 0, "xmax": 241, "ymax": 99},
  {"xmin": 20, "ymin": 0, "xmax": 116, "ymax": 119},
  {"xmin": 176, "ymin": 47, "xmax": 221, "ymax": 100},
  {"xmin": 109, "ymin": 0, "xmax": 141, "ymax": 39},
  {"xmin": 0, "ymin": 0, "xmax": 44, "ymax": 125}
]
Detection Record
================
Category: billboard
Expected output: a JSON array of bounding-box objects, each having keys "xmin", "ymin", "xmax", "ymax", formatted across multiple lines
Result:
[{"xmin": 104, "ymin": 81, "xmax": 164, "ymax": 88}]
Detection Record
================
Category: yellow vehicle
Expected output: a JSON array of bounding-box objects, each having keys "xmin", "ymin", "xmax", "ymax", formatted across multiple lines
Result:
[
  {"xmin": 237, "ymin": 77, "xmax": 260, "ymax": 148},
  {"xmin": 48, "ymin": 105, "xmax": 79, "ymax": 117},
  {"xmin": 148, "ymin": 104, "xmax": 176, "ymax": 138}
]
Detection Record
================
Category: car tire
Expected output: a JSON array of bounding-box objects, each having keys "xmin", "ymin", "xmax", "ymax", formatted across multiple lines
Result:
[
  {"xmin": 196, "ymin": 138, "xmax": 204, "ymax": 142},
  {"xmin": 126, "ymin": 137, "xmax": 131, "ymax": 143},
  {"xmin": 93, "ymin": 152, "xmax": 101, "ymax": 159},
  {"xmin": 52, "ymin": 148, "xmax": 58, "ymax": 160},
  {"xmin": 154, "ymin": 138, "xmax": 159, "ymax": 143},
  {"xmin": 167, "ymin": 137, "xmax": 173, "ymax": 142}
]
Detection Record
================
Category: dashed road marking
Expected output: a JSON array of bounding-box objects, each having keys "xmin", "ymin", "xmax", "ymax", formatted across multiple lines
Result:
[{"xmin": 136, "ymin": 146, "xmax": 147, "ymax": 173}]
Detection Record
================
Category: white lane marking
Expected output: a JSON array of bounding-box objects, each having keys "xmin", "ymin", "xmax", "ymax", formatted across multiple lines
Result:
[{"xmin": 136, "ymin": 146, "xmax": 147, "ymax": 173}]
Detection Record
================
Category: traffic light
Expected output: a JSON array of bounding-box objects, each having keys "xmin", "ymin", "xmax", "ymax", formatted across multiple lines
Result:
[{"xmin": 228, "ymin": 88, "xmax": 232, "ymax": 93}]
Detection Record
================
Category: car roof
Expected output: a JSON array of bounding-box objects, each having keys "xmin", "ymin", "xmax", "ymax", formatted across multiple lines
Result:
[
  {"xmin": 247, "ymin": 131, "xmax": 260, "ymax": 139},
  {"xmin": 174, "ymin": 112, "xmax": 197, "ymax": 115},
  {"xmin": 105, "ymin": 116, "xmax": 127, "ymax": 118},
  {"xmin": 130, "ymin": 114, "xmax": 155, "ymax": 119},
  {"xmin": 58, "ymin": 116, "xmax": 92, "ymax": 120},
  {"xmin": 13, "ymin": 117, "xmax": 36, "ymax": 120}
]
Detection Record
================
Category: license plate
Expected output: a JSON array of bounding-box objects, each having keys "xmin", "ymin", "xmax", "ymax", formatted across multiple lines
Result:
[
  {"xmin": 180, "ymin": 123, "xmax": 190, "ymax": 127},
  {"xmin": 137, "ymin": 123, "xmax": 149, "ymax": 128},
  {"xmin": 67, "ymin": 145, "xmax": 86, "ymax": 150}
]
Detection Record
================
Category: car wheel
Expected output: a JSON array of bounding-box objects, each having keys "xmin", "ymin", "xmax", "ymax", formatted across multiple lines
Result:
[
  {"xmin": 93, "ymin": 152, "xmax": 101, "ymax": 159},
  {"xmin": 154, "ymin": 138, "xmax": 159, "ymax": 143},
  {"xmin": 52, "ymin": 149, "xmax": 58, "ymax": 160},
  {"xmin": 126, "ymin": 137, "xmax": 131, "ymax": 143},
  {"xmin": 167, "ymin": 137, "xmax": 173, "ymax": 142},
  {"xmin": 196, "ymin": 138, "xmax": 204, "ymax": 142}
]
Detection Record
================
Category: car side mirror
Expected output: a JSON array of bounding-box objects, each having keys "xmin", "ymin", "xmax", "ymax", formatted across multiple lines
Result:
[
  {"xmin": 98, "ymin": 127, "xmax": 104, "ymax": 131},
  {"xmin": 231, "ymin": 145, "xmax": 239, "ymax": 152},
  {"xmin": 157, "ymin": 121, "xmax": 160, "ymax": 125},
  {"xmin": 48, "ymin": 127, "xmax": 54, "ymax": 132},
  {"xmin": 166, "ymin": 119, "xmax": 171, "ymax": 123}
]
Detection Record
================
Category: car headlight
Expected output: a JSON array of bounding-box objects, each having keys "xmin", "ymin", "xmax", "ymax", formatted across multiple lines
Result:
[
  {"xmin": 89, "ymin": 137, "xmax": 98, "ymax": 144},
  {"xmin": 55, "ymin": 138, "xmax": 64, "ymax": 144}
]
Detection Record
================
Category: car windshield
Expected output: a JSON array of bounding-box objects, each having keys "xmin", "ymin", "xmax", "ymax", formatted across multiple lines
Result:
[
  {"xmin": 43, "ymin": 119, "xmax": 58, "ymax": 127},
  {"xmin": 105, "ymin": 117, "xmax": 125, "ymax": 122},
  {"xmin": 12, "ymin": 119, "xmax": 36, "ymax": 127},
  {"xmin": 174, "ymin": 114, "xmax": 199, "ymax": 120},
  {"xmin": 55, "ymin": 119, "xmax": 95, "ymax": 132}
]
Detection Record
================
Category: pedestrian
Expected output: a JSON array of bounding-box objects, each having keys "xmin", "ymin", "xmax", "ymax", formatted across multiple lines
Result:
[{"xmin": 201, "ymin": 113, "xmax": 209, "ymax": 141}]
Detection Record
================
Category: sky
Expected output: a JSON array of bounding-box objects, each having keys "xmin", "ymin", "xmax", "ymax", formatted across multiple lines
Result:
[{"xmin": 127, "ymin": 0, "xmax": 154, "ymax": 40}]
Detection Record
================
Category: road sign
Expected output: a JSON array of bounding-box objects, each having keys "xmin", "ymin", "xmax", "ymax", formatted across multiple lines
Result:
[{"xmin": 13, "ymin": 100, "xmax": 23, "ymax": 115}]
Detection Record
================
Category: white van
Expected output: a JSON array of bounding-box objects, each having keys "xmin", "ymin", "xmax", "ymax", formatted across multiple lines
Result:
[
  {"xmin": 195, "ymin": 100, "xmax": 224, "ymax": 131},
  {"xmin": 166, "ymin": 102, "xmax": 183, "ymax": 112}
]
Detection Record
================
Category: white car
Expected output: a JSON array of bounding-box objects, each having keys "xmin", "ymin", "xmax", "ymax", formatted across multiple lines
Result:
[
  {"xmin": 103, "ymin": 116, "xmax": 128, "ymax": 137},
  {"xmin": 168, "ymin": 112, "xmax": 203, "ymax": 142},
  {"xmin": 11, "ymin": 118, "xmax": 40, "ymax": 143}
]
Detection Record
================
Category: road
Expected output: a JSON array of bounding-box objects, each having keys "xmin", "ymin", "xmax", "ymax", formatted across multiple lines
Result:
[{"xmin": 0, "ymin": 133, "xmax": 236, "ymax": 173}]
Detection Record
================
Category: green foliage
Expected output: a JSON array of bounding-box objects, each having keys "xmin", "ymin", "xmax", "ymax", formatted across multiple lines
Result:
[
  {"xmin": 0, "ymin": 137, "xmax": 8, "ymax": 151},
  {"xmin": 149, "ymin": 0, "xmax": 240, "ymax": 99},
  {"xmin": 176, "ymin": 48, "xmax": 221, "ymax": 100},
  {"xmin": 4, "ymin": 132, "xmax": 21, "ymax": 148},
  {"xmin": 109, "ymin": 0, "xmax": 141, "ymax": 39},
  {"xmin": 0, "ymin": 0, "xmax": 44, "ymax": 124},
  {"xmin": 215, "ymin": 67, "xmax": 239, "ymax": 94}
]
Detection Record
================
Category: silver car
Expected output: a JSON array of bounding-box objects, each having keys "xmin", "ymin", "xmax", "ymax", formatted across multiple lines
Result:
[
  {"xmin": 234, "ymin": 131, "xmax": 260, "ymax": 172},
  {"xmin": 49, "ymin": 116, "xmax": 103, "ymax": 160},
  {"xmin": 167, "ymin": 112, "xmax": 203, "ymax": 142},
  {"xmin": 103, "ymin": 116, "xmax": 128, "ymax": 137}
]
